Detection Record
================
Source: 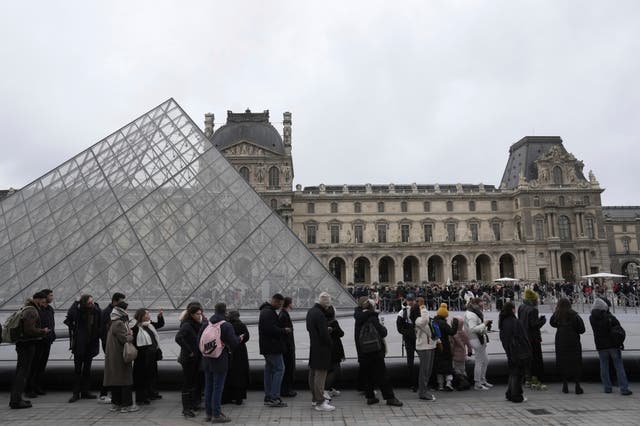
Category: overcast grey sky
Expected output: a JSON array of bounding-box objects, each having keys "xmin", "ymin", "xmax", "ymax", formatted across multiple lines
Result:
[{"xmin": 1, "ymin": 1, "xmax": 638, "ymax": 205}]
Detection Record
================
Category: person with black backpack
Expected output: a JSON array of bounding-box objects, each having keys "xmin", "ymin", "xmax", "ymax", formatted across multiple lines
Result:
[
  {"xmin": 499, "ymin": 301, "xmax": 531, "ymax": 403},
  {"xmin": 354, "ymin": 299, "xmax": 403, "ymax": 407},
  {"xmin": 589, "ymin": 298, "xmax": 632, "ymax": 396}
]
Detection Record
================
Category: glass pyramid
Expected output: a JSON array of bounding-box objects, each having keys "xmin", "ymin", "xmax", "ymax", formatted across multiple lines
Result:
[{"xmin": 0, "ymin": 99, "xmax": 355, "ymax": 310}]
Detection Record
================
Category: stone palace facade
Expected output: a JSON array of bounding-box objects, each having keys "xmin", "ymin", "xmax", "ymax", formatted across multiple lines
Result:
[{"xmin": 204, "ymin": 109, "xmax": 639, "ymax": 287}]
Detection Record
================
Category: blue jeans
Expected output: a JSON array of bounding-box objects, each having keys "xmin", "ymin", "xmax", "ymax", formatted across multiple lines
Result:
[
  {"xmin": 598, "ymin": 348, "xmax": 629, "ymax": 392},
  {"xmin": 263, "ymin": 353, "xmax": 285, "ymax": 400},
  {"xmin": 204, "ymin": 371, "xmax": 227, "ymax": 417}
]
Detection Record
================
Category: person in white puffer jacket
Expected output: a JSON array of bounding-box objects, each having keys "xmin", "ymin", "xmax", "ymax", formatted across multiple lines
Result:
[
  {"xmin": 414, "ymin": 297, "xmax": 438, "ymax": 401},
  {"xmin": 464, "ymin": 298, "xmax": 493, "ymax": 390}
]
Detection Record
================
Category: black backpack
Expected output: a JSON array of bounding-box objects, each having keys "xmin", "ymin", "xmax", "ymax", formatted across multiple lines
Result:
[
  {"xmin": 610, "ymin": 317, "xmax": 626, "ymax": 348},
  {"xmin": 359, "ymin": 318, "xmax": 382, "ymax": 354}
]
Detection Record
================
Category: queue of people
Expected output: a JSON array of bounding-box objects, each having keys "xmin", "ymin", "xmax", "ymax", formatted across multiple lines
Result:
[{"xmin": 3, "ymin": 287, "xmax": 634, "ymax": 419}]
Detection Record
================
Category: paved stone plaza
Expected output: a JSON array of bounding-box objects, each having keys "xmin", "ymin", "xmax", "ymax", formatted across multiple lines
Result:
[{"xmin": 1, "ymin": 383, "xmax": 638, "ymax": 426}]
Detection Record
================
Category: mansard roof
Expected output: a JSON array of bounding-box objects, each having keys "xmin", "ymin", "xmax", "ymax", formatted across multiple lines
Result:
[{"xmin": 211, "ymin": 109, "xmax": 285, "ymax": 155}]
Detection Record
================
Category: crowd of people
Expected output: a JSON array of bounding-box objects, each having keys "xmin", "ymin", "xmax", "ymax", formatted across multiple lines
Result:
[{"xmin": 1, "ymin": 284, "xmax": 634, "ymax": 422}]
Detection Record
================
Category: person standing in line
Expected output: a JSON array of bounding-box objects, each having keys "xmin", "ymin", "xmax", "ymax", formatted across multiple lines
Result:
[
  {"xmin": 354, "ymin": 299, "xmax": 403, "ymax": 407},
  {"xmin": 103, "ymin": 300, "xmax": 138, "ymax": 413},
  {"xmin": 324, "ymin": 305, "xmax": 345, "ymax": 399},
  {"xmin": 464, "ymin": 297, "xmax": 492, "ymax": 390},
  {"xmin": 590, "ymin": 298, "xmax": 633, "ymax": 396},
  {"xmin": 132, "ymin": 308, "xmax": 164, "ymax": 405},
  {"xmin": 518, "ymin": 289, "xmax": 547, "ymax": 390},
  {"xmin": 258, "ymin": 293, "xmax": 290, "ymax": 408},
  {"xmin": 306, "ymin": 292, "xmax": 335, "ymax": 412},
  {"xmin": 9, "ymin": 292, "xmax": 50, "ymax": 409},
  {"xmin": 64, "ymin": 294, "xmax": 101, "ymax": 403},
  {"xmin": 98, "ymin": 292, "xmax": 126, "ymax": 404},
  {"xmin": 499, "ymin": 301, "xmax": 530, "ymax": 403},
  {"xmin": 432, "ymin": 303, "xmax": 458, "ymax": 391},
  {"xmin": 450, "ymin": 315, "xmax": 471, "ymax": 377},
  {"xmin": 414, "ymin": 297, "xmax": 437, "ymax": 401},
  {"xmin": 175, "ymin": 303, "xmax": 204, "ymax": 417},
  {"xmin": 199, "ymin": 303, "xmax": 240, "ymax": 423},
  {"xmin": 550, "ymin": 298, "xmax": 585, "ymax": 394},
  {"xmin": 222, "ymin": 310, "xmax": 250, "ymax": 405},
  {"xmin": 25, "ymin": 289, "xmax": 56, "ymax": 398},
  {"xmin": 396, "ymin": 293, "xmax": 418, "ymax": 391},
  {"xmin": 279, "ymin": 296, "xmax": 297, "ymax": 398}
]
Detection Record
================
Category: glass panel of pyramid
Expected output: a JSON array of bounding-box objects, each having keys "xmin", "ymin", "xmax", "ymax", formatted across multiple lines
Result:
[{"xmin": 0, "ymin": 99, "xmax": 354, "ymax": 310}]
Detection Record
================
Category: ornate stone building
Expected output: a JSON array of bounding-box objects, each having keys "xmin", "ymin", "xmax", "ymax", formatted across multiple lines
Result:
[
  {"xmin": 207, "ymin": 109, "xmax": 638, "ymax": 286},
  {"xmin": 603, "ymin": 207, "xmax": 640, "ymax": 280}
]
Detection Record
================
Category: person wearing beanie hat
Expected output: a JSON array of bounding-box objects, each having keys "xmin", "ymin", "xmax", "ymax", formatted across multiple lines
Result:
[
  {"xmin": 306, "ymin": 293, "xmax": 335, "ymax": 411},
  {"xmin": 433, "ymin": 304, "xmax": 458, "ymax": 391},
  {"xmin": 518, "ymin": 289, "xmax": 546, "ymax": 390},
  {"xmin": 590, "ymin": 298, "xmax": 632, "ymax": 395}
]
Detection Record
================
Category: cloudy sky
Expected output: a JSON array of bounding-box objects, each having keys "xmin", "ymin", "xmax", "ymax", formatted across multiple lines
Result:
[{"xmin": 1, "ymin": 1, "xmax": 638, "ymax": 205}]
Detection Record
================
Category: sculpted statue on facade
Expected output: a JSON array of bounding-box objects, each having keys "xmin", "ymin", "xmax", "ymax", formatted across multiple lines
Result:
[
  {"xmin": 282, "ymin": 165, "xmax": 291, "ymax": 182},
  {"xmin": 255, "ymin": 164, "xmax": 265, "ymax": 183}
]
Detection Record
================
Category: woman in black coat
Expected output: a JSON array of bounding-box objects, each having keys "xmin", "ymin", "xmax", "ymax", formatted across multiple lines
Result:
[
  {"xmin": 278, "ymin": 297, "xmax": 296, "ymax": 397},
  {"xmin": 432, "ymin": 304, "xmax": 458, "ymax": 391},
  {"xmin": 499, "ymin": 301, "xmax": 531, "ymax": 403},
  {"xmin": 174, "ymin": 304, "xmax": 204, "ymax": 418},
  {"xmin": 222, "ymin": 310, "xmax": 250, "ymax": 405},
  {"xmin": 324, "ymin": 305, "xmax": 345, "ymax": 396},
  {"xmin": 550, "ymin": 298, "xmax": 585, "ymax": 394},
  {"xmin": 132, "ymin": 308, "xmax": 165, "ymax": 404}
]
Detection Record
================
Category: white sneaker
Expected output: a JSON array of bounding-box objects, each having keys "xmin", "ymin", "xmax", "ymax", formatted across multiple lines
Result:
[
  {"xmin": 522, "ymin": 396, "xmax": 528, "ymax": 402},
  {"xmin": 314, "ymin": 400, "xmax": 336, "ymax": 412},
  {"xmin": 99, "ymin": 396, "xmax": 112, "ymax": 404},
  {"xmin": 120, "ymin": 404, "xmax": 140, "ymax": 413},
  {"xmin": 474, "ymin": 384, "xmax": 490, "ymax": 391},
  {"xmin": 322, "ymin": 391, "xmax": 332, "ymax": 401},
  {"xmin": 482, "ymin": 382, "xmax": 494, "ymax": 388},
  {"xmin": 329, "ymin": 388, "xmax": 341, "ymax": 397},
  {"xmin": 311, "ymin": 402, "xmax": 317, "ymax": 406}
]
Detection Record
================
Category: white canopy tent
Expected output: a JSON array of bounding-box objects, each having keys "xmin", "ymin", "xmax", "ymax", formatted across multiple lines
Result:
[
  {"xmin": 494, "ymin": 277, "xmax": 520, "ymax": 282},
  {"xmin": 582, "ymin": 272, "xmax": 626, "ymax": 278}
]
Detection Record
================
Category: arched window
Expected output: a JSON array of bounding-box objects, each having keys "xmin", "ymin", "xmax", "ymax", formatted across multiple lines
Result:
[
  {"xmin": 401, "ymin": 201, "xmax": 408, "ymax": 213},
  {"xmin": 268, "ymin": 166, "xmax": 279, "ymax": 188},
  {"xmin": 559, "ymin": 215, "xmax": 571, "ymax": 240},
  {"xmin": 270, "ymin": 199, "xmax": 278, "ymax": 210},
  {"xmin": 239, "ymin": 166, "xmax": 250, "ymax": 182},
  {"xmin": 446, "ymin": 201, "xmax": 453, "ymax": 212},
  {"xmin": 354, "ymin": 202, "xmax": 361, "ymax": 213},
  {"xmin": 553, "ymin": 166, "xmax": 563, "ymax": 185}
]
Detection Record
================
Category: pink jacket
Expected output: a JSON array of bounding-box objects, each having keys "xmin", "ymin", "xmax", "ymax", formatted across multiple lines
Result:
[{"xmin": 450, "ymin": 316, "xmax": 470, "ymax": 362}]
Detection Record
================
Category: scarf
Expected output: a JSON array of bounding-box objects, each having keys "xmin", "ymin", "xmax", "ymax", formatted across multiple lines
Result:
[
  {"xmin": 467, "ymin": 305, "xmax": 484, "ymax": 322},
  {"xmin": 136, "ymin": 321, "xmax": 160, "ymax": 348}
]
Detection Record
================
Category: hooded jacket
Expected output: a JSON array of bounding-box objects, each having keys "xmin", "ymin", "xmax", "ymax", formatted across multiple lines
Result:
[
  {"xmin": 258, "ymin": 302, "xmax": 286, "ymax": 355},
  {"xmin": 199, "ymin": 313, "xmax": 240, "ymax": 373},
  {"xmin": 589, "ymin": 301, "xmax": 622, "ymax": 350}
]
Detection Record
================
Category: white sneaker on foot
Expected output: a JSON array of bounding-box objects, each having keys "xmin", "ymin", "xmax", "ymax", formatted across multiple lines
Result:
[
  {"xmin": 322, "ymin": 391, "xmax": 332, "ymax": 401},
  {"xmin": 314, "ymin": 400, "xmax": 336, "ymax": 412},
  {"xmin": 99, "ymin": 396, "xmax": 112, "ymax": 404},
  {"xmin": 481, "ymin": 382, "xmax": 494, "ymax": 388},
  {"xmin": 329, "ymin": 388, "xmax": 341, "ymax": 397},
  {"xmin": 120, "ymin": 404, "xmax": 140, "ymax": 413},
  {"xmin": 474, "ymin": 384, "xmax": 490, "ymax": 391}
]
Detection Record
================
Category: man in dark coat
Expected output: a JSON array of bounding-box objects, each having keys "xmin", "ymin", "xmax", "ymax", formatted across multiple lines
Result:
[
  {"xmin": 589, "ymin": 298, "xmax": 632, "ymax": 395},
  {"xmin": 306, "ymin": 292, "xmax": 335, "ymax": 411},
  {"xmin": 98, "ymin": 292, "xmax": 126, "ymax": 403},
  {"xmin": 499, "ymin": 301, "xmax": 530, "ymax": 403},
  {"xmin": 26, "ymin": 289, "xmax": 56, "ymax": 397},
  {"xmin": 64, "ymin": 294, "xmax": 102, "ymax": 402},
  {"xmin": 222, "ymin": 310, "xmax": 250, "ymax": 405},
  {"xmin": 354, "ymin": 299, "xmax": 403, "ymax": 407},
  {"xmin": 258, "ymin": 293, "xmax": 290, "ymax": 407},
  {"xmin": 9, "ymin": 293, "xmax": 50, "ymax": 409},
  {"xmin": 279, "ymin": 297, "xmax": 296, "ymax": 397},
  {"xmin": 517, "ymin": 288, "xmax": 547, "ymax": 390}
]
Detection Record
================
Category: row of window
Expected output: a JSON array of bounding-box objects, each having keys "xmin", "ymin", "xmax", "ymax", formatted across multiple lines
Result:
[
  {"xmin": 238, "ymin": 166, "xmax": 281, "ymax": 188},
  {"xmin": 306, "ymin": 216, "xmax": 596, "ymax": 245},
  {"xmin": 305, "ymin": 196, "xmax": 592, "ymax": 214}
]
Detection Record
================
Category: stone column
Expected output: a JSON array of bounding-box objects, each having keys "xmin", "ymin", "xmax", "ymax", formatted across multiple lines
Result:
[
  {"xmin": 370, "ymin": 259, "xmax": 379, "ymax": 286},
  {"xmin": 548, "ymin": 250, "xmax": 556, "ymax": 279},
  {"xmin": 345, "ymin": 258, "xmax": 354, "ymax": 285},
  {"xmin": 421, "ymin": 255, "xmax": 429, "ymax": 283},
  {"xmin": 491, "ymin": 259, "xmax": 500, "ymax": 280}
]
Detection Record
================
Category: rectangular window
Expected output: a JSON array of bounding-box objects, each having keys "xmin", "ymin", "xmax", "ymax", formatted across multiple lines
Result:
[
  {"xmin": 423, "ymin": 201, "xmax": 431, "ymax": 212},
  {"xmin": 470, "ymin": 223, "xmax": 478, "ymax": 241},
  {"xmin": 377, "ymin": 202, "xmax": 385, "ymax": 213},
  {"xmin": 401, "ymin": 224, "xmax": 410, "ymax": 243},
  {"xmin": 491, "ymin": 200, "xmax": 498, "ymax": 211},
  {"xmin": 469, "ymin": 201, "xmax": 476, "ymax": 211},
  {"xmin": 354, "ymin": 224, "xmax": 363, "ymax": 244},
  {"xmin": 535, "ymin": 219, "xmax": 545, "ymax": 240},
  {"xmin": 533, "ymin": 197, "xmax": 540, "ymax": 207},
  {"xmin": 492, "ymin": 222, "xmax": 501, "ymax": 241},
  {"xmin": 377, "ymin": 224, "xmax": 387, "ymax": 243},
  {"xmin": 330, "ymin": 202, "xmax": 338, "ymax": 213},
  {"xmin": 354, "ymin": 202, "xmax": 361, "ymax": 213},
  {"xmin": 306, "ymin": 225, "xmax": 316, "ymax": 244},
  {"xmin": 585, "ymin": 218, "xmax": 595, "ymax": 239},
  {"xmin": 447, "ymin": 223, "xmax": 456, "ymax": 242},
  {"xmin": 330, "ymin": 224, "xmax": 340, "ymax": 244},
  {"xmin": 307, "ymin": 203, "xmax": 315, "ymax": 214},
  {"xmin": 583, "ymin": 195, "xmax": 590, "ymax": 206},
  {"xmin": 401, "ymin": 201, "xmax": 408, "ymax": 213},
  {"xmin": 423, "ymin": 224, "xmax": 433, "ymax": 242}
]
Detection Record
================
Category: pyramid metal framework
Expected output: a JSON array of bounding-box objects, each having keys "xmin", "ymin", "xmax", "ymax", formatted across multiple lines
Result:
[{"xmin": 0, "ymin": 99, "xmax": 355, "ymax": 310}]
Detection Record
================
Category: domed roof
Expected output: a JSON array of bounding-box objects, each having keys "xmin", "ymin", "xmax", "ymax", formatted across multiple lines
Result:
[{"xmin": 211, "ymin": 109, "xmax": 284, "ymax": 155}]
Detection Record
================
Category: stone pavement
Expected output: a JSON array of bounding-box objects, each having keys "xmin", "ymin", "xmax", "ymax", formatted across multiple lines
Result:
[{"xmin": 1, "ymin": 383, "xmax": 639, "ymax": 426}]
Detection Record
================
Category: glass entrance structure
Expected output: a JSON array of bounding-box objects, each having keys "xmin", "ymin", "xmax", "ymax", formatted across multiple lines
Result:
[{"xmin": 0, "ymin": 99, "xmax": 354, "ymax": 310}]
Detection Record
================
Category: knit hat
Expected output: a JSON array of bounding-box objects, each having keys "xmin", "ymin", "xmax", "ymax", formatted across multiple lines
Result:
[
  {"xmin": 32, "ymin": 291, "xmax": 47, "ymax": 300},
  {"xmin": 357, "ymin": 296, "xmax": 369, "ymax": 308},
  {"xmin": 524, "ymin": 288, "xmax": 539, "ymax": 303},
  {"xmin": 318, "ymin": 292, "xmax": 332, "ymax": 308},
  {"xmin": 437, "ymin": 303, "xmax": 449, "ymax": 318},
  {"xmin": 593, "ymin": 298, "xmax": 609, "ymax": 311}
]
